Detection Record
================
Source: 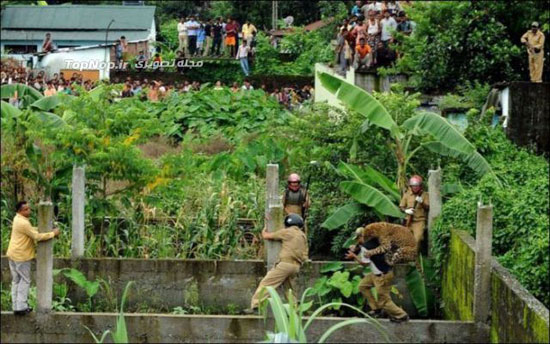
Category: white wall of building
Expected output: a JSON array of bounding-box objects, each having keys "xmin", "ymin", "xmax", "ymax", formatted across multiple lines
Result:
[
  {"xmin": 37, "ymin": 46, "xmax": 111, "ymax": 80},
  {"xmin": 314, "ymin": 63, "xmax": 355, "ymax": 109}
]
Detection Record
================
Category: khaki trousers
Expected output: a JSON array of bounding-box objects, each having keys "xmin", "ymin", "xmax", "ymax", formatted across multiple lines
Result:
[
  {"xmin": 359, "ymin": 271, "xmax": 407, "ymax": 319},
  {"xmin": 251, "ymin": 262, "xmax": 300, "ymax": 309},
  {"xmin": 529, "ymin": 52, "xmax": 544, "ymax": 83},
  {"xmin": 203, "ymin": 36, "xmax": 213, "ymax": 56},
  {"xmin": 9, "ymin": 260, "xmax": 32, "ymax": 311},
  {"xmin": 178, "ymin": 34, "xmax": 188, "ymax": 56},
  {"xmin": 410, "ymin": 220, "xmax": 425, "ymax": 246}
]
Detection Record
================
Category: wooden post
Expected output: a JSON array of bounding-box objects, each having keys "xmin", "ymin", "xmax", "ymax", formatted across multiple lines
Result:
[
  {"xmin": 71, "ymin": 165, "xmax": 85, "ymax": 258},
  {"xmin": 266, "ymin": 164, "xmax": 283, "ymax": 270},
  {"xmin": 427, "ymin": 168, "xmax": 442, "ymax": 256},
  {"xmin": 473, "ymin": 202, "xmax": 493, "ymax": 324},
  {"xmin": 36, "ymin": 201, "xmax": 54, "ymax": 313}
]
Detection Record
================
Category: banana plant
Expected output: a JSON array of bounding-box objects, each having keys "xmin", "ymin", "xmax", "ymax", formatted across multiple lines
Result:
[{"xmin": 318, "ymin": 72, "xmax": 500, "ymax": 229}]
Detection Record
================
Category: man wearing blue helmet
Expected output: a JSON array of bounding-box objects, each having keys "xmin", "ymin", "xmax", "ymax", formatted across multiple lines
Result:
[{"xmin": 245, "ymin": 214, "xmax": 308, "ymax": 314}]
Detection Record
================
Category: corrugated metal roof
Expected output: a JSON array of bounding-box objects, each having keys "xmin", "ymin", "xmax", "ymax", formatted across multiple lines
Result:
[
  {"xmin": 1, "ymin": 29, "xmax": 150, "ymax": 42},
  {"xmin": 1, "ymin": 5, "xmax": 155, "ymax": 30}
]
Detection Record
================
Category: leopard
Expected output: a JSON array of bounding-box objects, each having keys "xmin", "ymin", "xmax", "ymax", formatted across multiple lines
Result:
[{"xmin": 361, "ymin": 222, "xmax": 418, "ymax": 269}]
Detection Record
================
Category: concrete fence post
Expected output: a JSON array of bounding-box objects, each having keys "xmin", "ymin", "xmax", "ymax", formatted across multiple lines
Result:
[
  {"xmin": 473, "ymin": 202, "xmax": 493, "ymax": 324},
  {"xmin": 36, "ymin": 201, "xmax": 54, "ymax": 314},
  {"xmin": 427, "ymin": 168, "xmax": 442, "ymax": 256},
  {"xmin": 71, "ymin": 165, "xmax": 85, "ymax": 258},
  {"xmin": 266, "ymin": 164, "xmax": 283, "ymax": 270}
]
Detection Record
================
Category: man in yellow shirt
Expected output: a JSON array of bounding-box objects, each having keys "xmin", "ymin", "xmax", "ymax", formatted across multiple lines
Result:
[
  {"xmin": 6, "ymin": 201, "xmax": 60, "ymax": 315},
  {"xmin": 521, "ymin": 22, "xmax": 545, "ymax": 83},
  {"xmin": 244, "ymin": 214, "xmax": 308, "ymax": 314},
  {"xmin": 241, "ymin": 20, "xmax": 257, "ymax": 47}
]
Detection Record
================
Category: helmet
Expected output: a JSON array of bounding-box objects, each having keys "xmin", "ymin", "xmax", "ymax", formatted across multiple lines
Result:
[
  {"xmin": 408, "ymin": 175, "xmax": 423, "ymax": 187},
  {"xmin": 284, "ymin": 214, "xmax": 304, "ymax": 228},
  {"xmin": 288, "ymin": 173, "xmax": 301, "ymax": 183},
  {"xmin": 355, "ymin": 227, "xmax": 364, "ymax": 237}
]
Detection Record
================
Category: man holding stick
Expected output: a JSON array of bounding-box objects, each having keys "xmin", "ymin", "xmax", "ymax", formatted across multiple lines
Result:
[{"xmin": 399, "ymin": 175, "xmax": 429, "ymax": 247}]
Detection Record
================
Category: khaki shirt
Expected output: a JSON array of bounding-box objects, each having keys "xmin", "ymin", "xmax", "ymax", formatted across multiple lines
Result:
[
  {"xmin": 6, "ymin": 214, "xmax": 55, "ymax": 262},
  {"xmin": 271, "ymin": 226, "xmax": 308, "ymax": 265},
  {"xmin": 521, "ymin": 30, "xmax": 545, "ymax": 55},
  {"xmin": 399, "ymin": 189, "xmax": 429, "ymax": 222}
]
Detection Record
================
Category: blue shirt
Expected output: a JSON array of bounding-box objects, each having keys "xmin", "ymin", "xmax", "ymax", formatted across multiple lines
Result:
[
  {"xmin": 197, "ymin": 27, "xmax": 206, "ymax": 42},
  {"xmin": 351, "ymin": 5, "xmax": 361, "ymax": 17}
]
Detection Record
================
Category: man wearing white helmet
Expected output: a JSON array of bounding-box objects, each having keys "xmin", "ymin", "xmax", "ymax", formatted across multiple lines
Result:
[
  {"xmin": 282, "ymin": 173, "xmax": 311, "ymax": 233},
  {"xmin": 399, "ymin": 175, "xmax": 429, "ymax": 247}
]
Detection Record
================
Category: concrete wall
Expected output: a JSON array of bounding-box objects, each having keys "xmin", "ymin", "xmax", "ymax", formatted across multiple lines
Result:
[
  {"xmin": 1, "ymin": 257, "xmax": 420, "ymax": 316},
  {"xmin": 442, "ymin": 230, "xmax": 550, "ymax": 343},
  {"xmin": 1, "ymin": 312, "xmax": 488, "ymax": 343},
  {"xmin": 506, "ymin": 82, "xmax": 550, "ymax": 155},
  {"xmin": 314, "ymin": 64, "xmax": 408, "ymax": 108}
]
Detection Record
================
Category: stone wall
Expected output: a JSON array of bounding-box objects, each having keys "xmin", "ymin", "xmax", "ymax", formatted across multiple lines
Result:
[
  {"xmin": 1, "ymin": 257, "xmax": 420, "ymax": 316},
  {"xmin": 442, "ymin": 230, "xmax": 550, "ymax": 343},
  {"xmin": 0, "ymin": 312, "xmax": 487, "ymax": 343}
]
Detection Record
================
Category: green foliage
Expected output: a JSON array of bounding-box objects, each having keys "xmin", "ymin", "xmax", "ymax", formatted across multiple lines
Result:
[
  {"xmin": 261, "ymin": 286, "xmax": 389, "ymax": 343},
  {"xmin": 308, "ymin": 262, "xmax": 368, "ymax": 315},
  {"xmin": 254, "ymin": 28, "xmax": 334, "ymax": 76},
  {"xmin": 431, "ymin": 122, "xmax": 549, "ymax": 307},
  {"xmin": 84, "ymin": 281, "xmax": 133, "ymax": 344},
  {"xmin": 55, "ymin": 268, "xmax": 100, "ymax": 311},
  {"xmin": 159, "ymin": 19, "xmax": 179, "ymax": 51}
]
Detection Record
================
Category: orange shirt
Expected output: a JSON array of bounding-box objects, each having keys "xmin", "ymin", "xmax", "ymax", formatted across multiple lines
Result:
[{"xmin": 355, "ymin": 44, "xmax": 372, "ymax": 59}]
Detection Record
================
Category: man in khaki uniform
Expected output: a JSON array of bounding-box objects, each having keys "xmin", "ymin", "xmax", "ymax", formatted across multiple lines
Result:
[
  {"xmin": 346, "ymin": 227, "xmax": 409, "ymax": 322},
  {"xmin": 521, "ymin": 22, "xmax": 545, "ymax": 83},
  {"xmin": 399, "ymin": 175, "xmax": 429, "ymax": 246},
  {"xmin": 7, "ymin": 201, "xmax": 60, "ymax": 315},
  {"xmin": 245, "ymin": 214, "xmax": 308, "ymax": 313},
  {"xmin": 282, "ymin": 173, "xmax": 311, "ymax": 235}
]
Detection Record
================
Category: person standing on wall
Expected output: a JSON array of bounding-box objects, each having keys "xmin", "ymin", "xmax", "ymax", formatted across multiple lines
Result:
[
  {"xmin": 185, "ymin": 16, "xmax": 200, "ymax": 57},
  {"xmin": 521, "ymin": 22, "xmax": 545, "ymax": 83},
  {"xmin": 6, "ymin": 201, "xmax": 60, "ymax": 316},
  {"xmin": 236, "ymin": 39, "xmax": 251, "ymax": 76},
  {"xmin": 177, "ymin": 17, "xmax": 188, "ymax": 57},
  {"xmin": 244, "ymin": 214, "xmax": 308, "ymax": 314},
  {"xmin": 399, "ymin": 175, "xmax": 429, "ymax": 248}
]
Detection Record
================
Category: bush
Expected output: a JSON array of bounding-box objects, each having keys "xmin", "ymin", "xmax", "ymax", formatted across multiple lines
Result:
[{"xmin": 431, "ymin": 123, "xmax": 549, "ymax": 307}]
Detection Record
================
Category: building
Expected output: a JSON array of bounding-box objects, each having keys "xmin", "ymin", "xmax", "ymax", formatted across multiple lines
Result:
[{"xmin": 0, "ymin": 5, "xmax": 156, "ymax": 61}]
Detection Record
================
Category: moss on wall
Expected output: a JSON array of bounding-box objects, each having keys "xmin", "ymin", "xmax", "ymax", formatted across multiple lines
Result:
[
  {"xmin": 443, "ymin": 230, "xmax": 550, "ymax": 343},
  {"xmin": 441, "ymin": 230, "xmax": 475, "ymax": 321},
  {"xmin": 490, "ymin": 266, "xmax": 550, "ymax": 343}
]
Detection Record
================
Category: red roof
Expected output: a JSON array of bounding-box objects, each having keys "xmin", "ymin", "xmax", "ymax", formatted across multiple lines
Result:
[{"xmin": 270, "ymin": 17, "xmax": 334, "ymax": 37}]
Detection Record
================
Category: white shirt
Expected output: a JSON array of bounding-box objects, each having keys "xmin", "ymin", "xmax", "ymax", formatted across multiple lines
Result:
[
  {"xmin": 381, "ymin": 17, "xmax": 397, "ymax": 41},
  {"xmin": 241, "ymin": 84, "xmax": 254, "ymax": 90},
  {"xmin": 177, "ymin": 22, "xmax": 186, "ymax": 35},
  {"xmin": 359, "ymin": 247, "xmax": 382, "ymax": 275},
  {"xmin": 236, "ymin": 45, "xmax": 250, "ymax": 59}
]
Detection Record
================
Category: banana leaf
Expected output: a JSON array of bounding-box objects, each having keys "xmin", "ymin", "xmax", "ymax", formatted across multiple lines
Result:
[
  {"xmin": 402, "ymin": 112, "xmax": 475, "ymax": 154},
  {"xmin": 1, "ymin": 100, "xmax": 22, "ymax": 119},
  {"xmin": 317, "ymin": 72, "xmax": 401, "ymax": 138},
  {"xmin": 0, "ymin": 83, "xmax": 43, "ymax": 102},
  {"xmin": 338, "ymin": 162, "xmax": 400, "ymax": 201},
  {"xmin": 405, "ymin": 254, "xmax": 436, "ymax": 317},
  {"xmin": 422, "ymin": 141, "xmax": 501, "ymax": 186},
  {"xmin": 31, "ymin": 95, "xmax": 62, "ymax": 111},
  {"xmin": 340, "ymin": 181, "xmax": 404, "ymax": 219},
  {"xmin": 321, "ymin": 202, "xmax": 365, "ymax": 230}
]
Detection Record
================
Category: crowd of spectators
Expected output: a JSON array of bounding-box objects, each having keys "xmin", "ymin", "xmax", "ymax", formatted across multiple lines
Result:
[
  {"xmin": 116, "ymin": 76, "xmax": 314, "ymax": 110},
  {"xmin": 336, "ymin": 0, "xmax": 415, "ymax": 75}
]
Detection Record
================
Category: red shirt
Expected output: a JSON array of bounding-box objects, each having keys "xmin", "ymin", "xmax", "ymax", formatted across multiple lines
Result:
[{"xmin": 225, "ymin": 23, "xmax": 237, "ymax": 38}]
